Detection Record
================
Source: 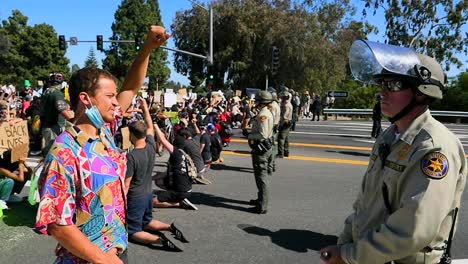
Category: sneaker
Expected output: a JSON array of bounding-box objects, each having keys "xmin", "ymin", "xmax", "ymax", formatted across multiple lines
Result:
[
  {"xmin": 29, "ymin": 150, "xmax": 42, "ymax": 156},
  {"xmin": 180, "ymin": 198, "xmax": 198, "ymax": 210},
  {"xmin": 276, "ymin": 154, "xmax": 284, "ymax": 159},
  {"xmin": 159, "ymin": 233, "xmax": 184, "ymax": 252},
  {"xmin": 194, "ymin": 176, "xmax": 211, "ymax": 185},
  {"xmin": 170, "ymin": 223, "xmax": 189, "ymax": 243},
  {"xmin": 7, "ymin": 194, "xmax": 23, "ymax": 203}
]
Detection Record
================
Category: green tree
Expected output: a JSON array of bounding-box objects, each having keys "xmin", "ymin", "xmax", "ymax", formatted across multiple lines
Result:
[
  {"xmin": 433, "ymin": 72, "xmax": 468, "ymax": 111},
  {"xmin": 333, "ymin": 80, "xmax": 380, "ymax": 109},
  {"xmin": 84, "ymin": 47, "xmax": 99, "ymax": 68},
  {"xmin": 71, "ymin": 64, "xmax": 80, "ymax": 74},
  {"xmin": 103, "ymin": 0, "xmax": 170, "ymax": 90},
  {"xmin": 0, "ymin": 10, "xmax": 69, "ymax": 87},
  {"xmin": 363, "ymin": 0, "xmax": 468, "ymax": 71},
  {"xmin": 171, "ymin": 0, "xmax": 371, "ymax": 94}
]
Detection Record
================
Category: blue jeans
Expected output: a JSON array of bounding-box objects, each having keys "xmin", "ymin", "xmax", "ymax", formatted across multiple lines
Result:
[{"xmin": 0, "ymin": 178, "xmax": 14, "ymax": 201}]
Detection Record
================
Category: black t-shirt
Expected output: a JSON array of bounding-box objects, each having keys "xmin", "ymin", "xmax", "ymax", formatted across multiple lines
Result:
[
  {"xmin": 0, "ymin": 151, "xmax": 18, "ymax": 173},
  {"xmin": 169, "ymin": 147, "xmax": 192, "ymax": 192},
  {"xmin": 126, "ymin": 135, "xmax": 156, "ymax": 199},
  {"xmin": 40, "ymin": 86, "xmax": 66, "ymax": 127},
  {"xmin": 183, "ymin": 135, "xmax": 204, "ymax": 173},
  {"xmin": 200, "ymin": 133, "xmax": 211, "ymax": 152}
]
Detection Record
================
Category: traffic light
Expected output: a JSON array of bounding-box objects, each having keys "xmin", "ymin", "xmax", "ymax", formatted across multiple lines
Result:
[
  {"xmin": 272, "ymin": 46, "xmax": 280, "ymax": 74},
  {"xmin": 58, "ymin": 35, "xmax": 66, "ymax": 50},
  {"xmin": 96, "ymin": 35, "xmax": 103, "ymax": 51},
  {"xmin": 135, "ymin": 37, "xmax": 141, "ymax": 52},
  {"xmin": 207, "ymin": 65, "xmax": 215, "ymax": 87}
]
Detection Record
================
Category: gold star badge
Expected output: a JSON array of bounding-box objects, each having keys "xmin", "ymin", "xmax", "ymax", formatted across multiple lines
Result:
[{"xmin": 421, "ymin": 152, "xmax": 449, "ymax": 179}]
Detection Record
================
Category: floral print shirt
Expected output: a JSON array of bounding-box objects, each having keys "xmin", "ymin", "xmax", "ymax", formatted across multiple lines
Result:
[{"xmin": 35, "ymin": 125, "xmax": 127, "ymax": 264}]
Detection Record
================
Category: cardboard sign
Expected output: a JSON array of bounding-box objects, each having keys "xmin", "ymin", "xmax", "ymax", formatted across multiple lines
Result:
[
  {"xmin": 154, "ymin": 91, "xmax": 162, "ymax": 103},
  {"xmin": 0, "ymin": 120, "xmax": 29, "ymax": 162},
  {"xmin": 177, "ymin": 93, "xmax": 185, "ymax": 103},
  {"xmin": 12, "ymin": 143, "xmax": 29, "ymax": 162},
  {"xmin": 210, "ymin": 91, "xmax": 223, "ymax": 106},
  {"xmin": 164, "ymin": 93, "xmax": 177, "ymax": 108},
  {"xmin": 235, "ymin": 90, "xmax": 242, "ymax": 97},
  {"xmin": 178, "ymin": 88, "xmax": 187, "ymax": 97},
  {"xmin": 121, "ymin": 127, "xmax": 131, "ymax": 150}
]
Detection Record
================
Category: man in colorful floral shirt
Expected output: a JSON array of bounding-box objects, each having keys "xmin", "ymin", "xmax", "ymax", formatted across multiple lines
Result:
[{"xmin": 34, "ymin": 26, "xmax": 170, "ymax": 264}]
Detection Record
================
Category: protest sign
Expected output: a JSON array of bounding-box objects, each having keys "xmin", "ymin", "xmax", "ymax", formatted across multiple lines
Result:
[
  {"xmin": 177, "ymin": 93, "xmax": 185, "ymax": 103},
  {"xmin": 0, "ymin": 120, "xmax": 29, "ymax": 162},
  {"xmin": 121, "ymin": 127, "xmax": 131, "ymax": 150},
  {"xmin": 235, "ymin": 90, "xmax": 242, "ymax": 97},
  {"xmin": 210, "ymin": 91, "xmax": 224, "ymax": 106},
  {"xmin": 178, "ymin": 88, "xmax": 187, "ymax": 97},
  {"xmin": 164, "ymin": 93, "xmax": 177, "ymax": 108},
  {"xmin": 154, "ymin": 91, "xmax": 162, "ymax": 103}
]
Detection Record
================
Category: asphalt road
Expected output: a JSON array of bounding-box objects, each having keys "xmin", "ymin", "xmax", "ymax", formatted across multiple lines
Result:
[{"xmin": 1, "ymin": 118, "xmax": 468, "ymax": 263}]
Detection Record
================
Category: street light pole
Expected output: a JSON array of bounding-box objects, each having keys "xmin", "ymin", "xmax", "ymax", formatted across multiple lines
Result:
[{"xmin": 209, "ymin": 5, "xmax": 214, "ymax": 65}]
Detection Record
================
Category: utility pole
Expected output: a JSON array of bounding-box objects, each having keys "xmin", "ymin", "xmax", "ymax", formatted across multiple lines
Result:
[{"xmin": 209, "ymin": 5, "xmax": 214, "ymax": 65}]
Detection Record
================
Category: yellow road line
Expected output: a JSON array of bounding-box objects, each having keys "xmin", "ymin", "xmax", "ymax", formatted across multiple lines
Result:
[
  {"xmin": 230, "ymin": 138, "xmax": 372, "ymax": 151},
  {"xmin": 229, "ymin": 139, "xmax": 468, "ymax": 159},
  {"xmin": 222, "ymin": 150, "xmax": 369, "ymax": 166}
]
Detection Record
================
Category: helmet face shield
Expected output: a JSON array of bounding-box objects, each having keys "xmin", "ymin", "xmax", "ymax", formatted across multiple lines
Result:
[{"xmin": 349, "ymin": 40, "xmax": 420, "ymax": 83}]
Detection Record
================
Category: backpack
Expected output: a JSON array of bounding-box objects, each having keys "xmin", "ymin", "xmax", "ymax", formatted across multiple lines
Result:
[
  {"xmin": 31, "ymin": 115, "xmax": 41, "ymax": 135},
  {"xmin": 210, "ymin": 133, "xmax": 223, "ymax": 161},
  {"xmin": 219, "ymin": 121, "xmax": 233, "ymax": 138},
  {"xmin": 180, "ymin": 149, "xmax": 198, "ymax": 181},
  {"xmin": 154, "ymin": 149, "xmax": 197, "ymax": 190}
]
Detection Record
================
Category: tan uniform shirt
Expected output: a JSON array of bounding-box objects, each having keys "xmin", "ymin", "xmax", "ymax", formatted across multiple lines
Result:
[
  {"xmin": 270, "ymin": 101, "xmax": 281, "ymax": 126},
  {"xmin": 339, "ymin": 110, "xmax": 467, "ymax": 264},
  {"xmin": 280, "ymin": 100, "xmax": 293, "ymax": 125},
  {"xmin": 248, "ymin": 106, "xmax": 273, "ymax": 141}
]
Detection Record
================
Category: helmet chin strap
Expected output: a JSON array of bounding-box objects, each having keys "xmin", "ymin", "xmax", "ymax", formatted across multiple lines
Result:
[
  {"xmin": 388, "ymin": 96, "xmax": 417, "ymax": 123},
  {"xmin": 388, "ymin": 92, "xmax": 427, "ymax": 123}
]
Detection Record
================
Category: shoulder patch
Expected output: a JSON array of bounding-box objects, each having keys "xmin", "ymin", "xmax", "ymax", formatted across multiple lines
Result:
[
  {"xmin": 260, "ymin": 115, "xmax": 267, "ymax": 122},
  {"xmin": 421, "ymin": 152, "xmax": 449, "ymax": 179}
]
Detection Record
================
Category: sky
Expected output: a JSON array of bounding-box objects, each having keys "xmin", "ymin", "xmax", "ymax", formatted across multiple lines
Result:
[{"xmin": 0, "ymin": 0, "xmax": 466, "ymax": 86}]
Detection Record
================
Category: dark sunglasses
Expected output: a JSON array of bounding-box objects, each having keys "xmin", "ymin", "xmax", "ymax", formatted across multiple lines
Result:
[{"xmin": 380, "ymin": 80, "xmax": 411, "ymax": 92}]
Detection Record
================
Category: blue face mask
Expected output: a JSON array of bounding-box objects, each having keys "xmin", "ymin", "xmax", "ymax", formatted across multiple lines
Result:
[{"xmin": 85, "ymin": 98, "xmax": 105, "ymax": 129}]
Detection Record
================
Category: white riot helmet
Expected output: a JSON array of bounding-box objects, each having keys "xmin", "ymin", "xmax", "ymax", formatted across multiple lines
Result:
[{"xmin": 349, "ymin": 40, "xmax": 446, "ymax": 99}]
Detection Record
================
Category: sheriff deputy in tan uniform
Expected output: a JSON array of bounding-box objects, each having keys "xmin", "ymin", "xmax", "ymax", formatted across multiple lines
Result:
[
  {"xmin": 277, "ymin": 91, "xmax": 293, "ymax": 158},
  {"xmin": 320, "ymin": 40, "xmax": 467, "ymax": 264},
  {"xmin": 269, "ymin": 91, "xmax": 281, "ymax": 171},
  {"xmin": 248, "ymin": 90, "xmax": 274, "ymax": 214}
]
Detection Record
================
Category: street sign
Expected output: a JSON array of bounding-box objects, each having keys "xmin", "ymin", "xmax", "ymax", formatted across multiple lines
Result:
[
  {"xmin": 70, "ymin": 37, "xmax": 78, "ymax": 45},
  {"xmin": 328, "ymin": 91, "xmax": 348, "ymax": 98}
]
